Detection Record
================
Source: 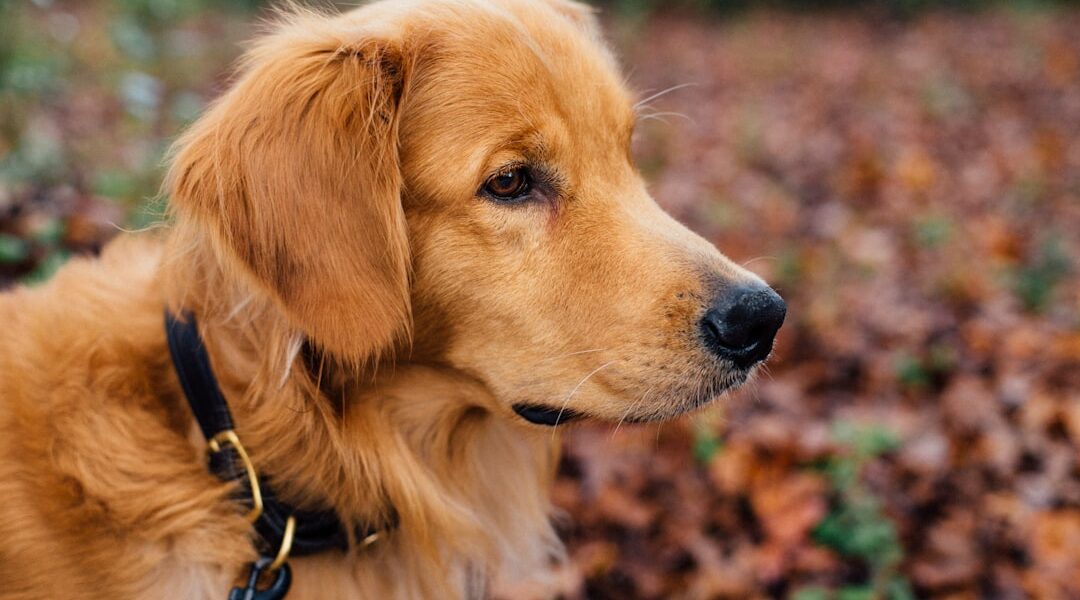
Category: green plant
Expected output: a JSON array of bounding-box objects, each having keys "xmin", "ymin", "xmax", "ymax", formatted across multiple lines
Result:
[
  {"xmin": 23, "ymin": 248, "xmax": 70, "ymax": 286},
  {"xmin": 18, "ymin": 217, "xmax": 68, "ymax": 286},
  {"xmin": 894, "ymin": 341, "xmax": 957, "ymax": 393},
  {"xmin": 1013, "ymin": 236, "xmax": 1071, "ymax": 313},
  {"xmin": 0, "ymin": 233, "xmax": 29, "ymax": 264},
  {"xmin": 792, "ymin": 422, "xmax": 913, "ymax": 600},
  {"xmin": 691, "ymin": 406, "xmax": 725, "ymax": 464},
  {"xmin": 893, "ymin": 353, "xmax": 930, "ymax": 391},
  {"xmin": 912, "ymin": 214, "xmax": 952, "ymax": 249}
]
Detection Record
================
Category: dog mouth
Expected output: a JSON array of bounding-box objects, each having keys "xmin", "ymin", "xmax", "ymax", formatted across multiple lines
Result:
[
  {"xmin": 511, "ymin": 367, "xmax": 752, "ymax": 427},
  {"xmin": 512, "ymin": 403, "xmax": 583, "ymax": 426}
]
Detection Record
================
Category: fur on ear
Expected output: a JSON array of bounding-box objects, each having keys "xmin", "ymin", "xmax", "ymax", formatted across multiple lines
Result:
[{"xmin": 165, "ymin": 10, "xmax": 411, "ymax": 367}]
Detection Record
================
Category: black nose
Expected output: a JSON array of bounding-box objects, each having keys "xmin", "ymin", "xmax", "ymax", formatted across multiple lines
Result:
[{"xmin": 700, "ymin": 285, "xmax": 786, "ymax": 368}]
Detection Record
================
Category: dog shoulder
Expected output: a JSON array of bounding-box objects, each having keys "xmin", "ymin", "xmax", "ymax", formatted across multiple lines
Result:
[{"xmin": 0, "ymin": 232, "xmax": 243, "ymax": 599}]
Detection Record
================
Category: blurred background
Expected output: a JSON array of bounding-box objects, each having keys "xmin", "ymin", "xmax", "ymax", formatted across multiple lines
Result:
[{"xmin": 1, "ymin": 0, "xmax": 1078, "ymax": 598}]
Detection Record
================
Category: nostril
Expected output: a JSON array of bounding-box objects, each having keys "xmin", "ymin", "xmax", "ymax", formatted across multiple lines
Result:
[
  {"xmin": 700, "ymin": 306, "xmax": 758, "ymax": 355},
  {"xmin": 699, "ymin": 285, "xmax": 786, "ymax": 367},
  {"xmin": 719, "ymin": 301, "xmax": 758, "ymax": 351},
  {"xmin": 701, "ymin": 308, "xmax": 724, "ymax": 347}
]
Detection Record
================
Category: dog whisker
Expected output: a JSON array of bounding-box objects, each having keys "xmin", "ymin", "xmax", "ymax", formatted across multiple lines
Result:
[
  {"xmin": 638, "ymin": 111, "xmax": 693, "ymax": 125},
  {"xmin": 758, "ymin": 363, "xmax": 775, "ymax": 382},
  {"xmin": 540, "ymin": 347, "xmax": 609, "ymax": 362},
  {"xmin": 551, "ymin": 360, "xmax": 618, "ymax": 440},
  {"xmin": 611, "ymin": 386, "xmax": 653, "ymax": 439},
  {"xmin": 633, "ymin": 82, "xmax": 697, "ymax": 111},
  {"xmin": 740, "ymin": 255, "xmax": 778, "ymax": 269},
  {"xmin": 638, "ymin": 114, "xmax": 670, "ymax": 126}
]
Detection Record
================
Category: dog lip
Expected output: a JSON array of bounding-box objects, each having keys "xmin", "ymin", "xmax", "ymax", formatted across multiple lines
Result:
[
  {"xmin": 512, "ymin": 366, "xmax": 754, "ymax": 425},
  {"xmin": 512, "ymin": 403, "xmax": 582, "ymax": 426}
]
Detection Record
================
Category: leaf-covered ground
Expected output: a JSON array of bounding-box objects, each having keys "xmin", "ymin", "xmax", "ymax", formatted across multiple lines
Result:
[{"xmin": 2, "ymin": 3, "xmax": 1078, "ymax": 599}]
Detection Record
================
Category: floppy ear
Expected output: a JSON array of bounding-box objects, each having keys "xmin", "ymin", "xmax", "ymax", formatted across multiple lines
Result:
[{"xmin": 166, "ymin": 14, "xmax": 411, "ymax": 366}]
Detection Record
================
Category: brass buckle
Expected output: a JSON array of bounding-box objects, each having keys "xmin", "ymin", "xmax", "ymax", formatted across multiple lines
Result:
[
  {"xmin": 207, "ymin": 430, "xmax": 264, "ymax": 524},
  {"xmin": 268, "ymin": 515, "xmax": 296, "ymax": 571},
  {"xmin": 208, "ymin": 430, "xmax": 296, "ymax": 572}
]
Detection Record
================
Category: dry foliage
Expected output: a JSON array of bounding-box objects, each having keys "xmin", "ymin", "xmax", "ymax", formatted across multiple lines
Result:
[{"xmin": 1, "ymin": 3, "xmax": 1078, "ymax": 599}]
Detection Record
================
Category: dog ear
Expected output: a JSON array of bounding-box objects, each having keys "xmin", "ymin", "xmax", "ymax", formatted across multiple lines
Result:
[{"xmin": 166, "ymin": 15, "xmax": 411, "ymax": 366}]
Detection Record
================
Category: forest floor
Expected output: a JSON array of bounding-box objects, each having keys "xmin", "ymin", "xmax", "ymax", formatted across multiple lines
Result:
[{"xmin": 2, "ymin": 3, "xmax": 1078, "ymax": 599}]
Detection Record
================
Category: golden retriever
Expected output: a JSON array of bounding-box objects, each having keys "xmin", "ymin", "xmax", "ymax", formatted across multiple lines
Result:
[{"xmin": 0, "ymin": 0, "xmax": 785, "ymax": 598}]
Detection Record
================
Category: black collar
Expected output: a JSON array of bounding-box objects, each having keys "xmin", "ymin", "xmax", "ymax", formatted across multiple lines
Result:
[{"xmin": 165, "ymin": 310, "xmax": 386, "ymax": 566}]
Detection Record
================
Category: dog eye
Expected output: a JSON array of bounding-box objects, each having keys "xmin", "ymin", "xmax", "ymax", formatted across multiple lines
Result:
[{"xmin": 482, "ymin": 167, "xmax": 531, "ymax": 201}]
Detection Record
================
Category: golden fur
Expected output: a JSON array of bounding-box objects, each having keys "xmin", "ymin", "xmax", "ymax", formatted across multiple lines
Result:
[{"xmin": 0, "ymin": 0, "xmax": 768, "ymax": 598}]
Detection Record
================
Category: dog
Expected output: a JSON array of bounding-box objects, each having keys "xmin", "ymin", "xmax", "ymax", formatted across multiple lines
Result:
[{"xmin": 0, "ymin": 0, "xmax": 785, "ymax": 598}]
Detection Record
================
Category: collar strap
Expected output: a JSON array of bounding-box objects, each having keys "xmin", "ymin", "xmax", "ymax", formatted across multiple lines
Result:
[{"xmin": 165, "ymin": 310, "xmax": 385, "ymax": 558}]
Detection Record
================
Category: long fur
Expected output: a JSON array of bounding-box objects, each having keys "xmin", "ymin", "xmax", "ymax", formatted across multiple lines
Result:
[{"xmin": 0, "ymin": 0, "xmax": 765, "ymax": 598}]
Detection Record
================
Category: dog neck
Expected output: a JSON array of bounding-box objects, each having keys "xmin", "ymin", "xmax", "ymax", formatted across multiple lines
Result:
[{"xmin": 161, "ymin": 227, "xmax": 562, "ymax": 588}]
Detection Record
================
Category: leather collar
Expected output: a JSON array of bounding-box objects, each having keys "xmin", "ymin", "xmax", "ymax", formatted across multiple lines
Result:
[{"xmin": 165, "ymin": 310, "xmax": 388, "ymax": 561}]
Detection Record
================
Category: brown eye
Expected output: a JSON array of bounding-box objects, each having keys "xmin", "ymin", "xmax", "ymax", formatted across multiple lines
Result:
[{"xmin": 483, "ymin": 166, "xmax": 531, "ymax": 201}]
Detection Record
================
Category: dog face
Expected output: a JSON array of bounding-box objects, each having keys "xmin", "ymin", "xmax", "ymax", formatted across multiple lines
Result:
[
  {"xmin": 167, "ymin": 0, "xmax": 784, "ymax": 424},
  {"xmin": 398, "ymin": 0, "xmax": 785, "ymax": 422}
]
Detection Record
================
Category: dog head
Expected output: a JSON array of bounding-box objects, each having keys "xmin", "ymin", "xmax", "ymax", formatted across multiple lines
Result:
[{"xmin": 167, "ymin": 0, "xmax": 784, "ymax": 425}]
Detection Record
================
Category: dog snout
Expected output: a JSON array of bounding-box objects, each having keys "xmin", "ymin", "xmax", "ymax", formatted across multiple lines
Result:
[{"xmin": 699, "ymin": 285, "xmax": 786, "ymax": 368}]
